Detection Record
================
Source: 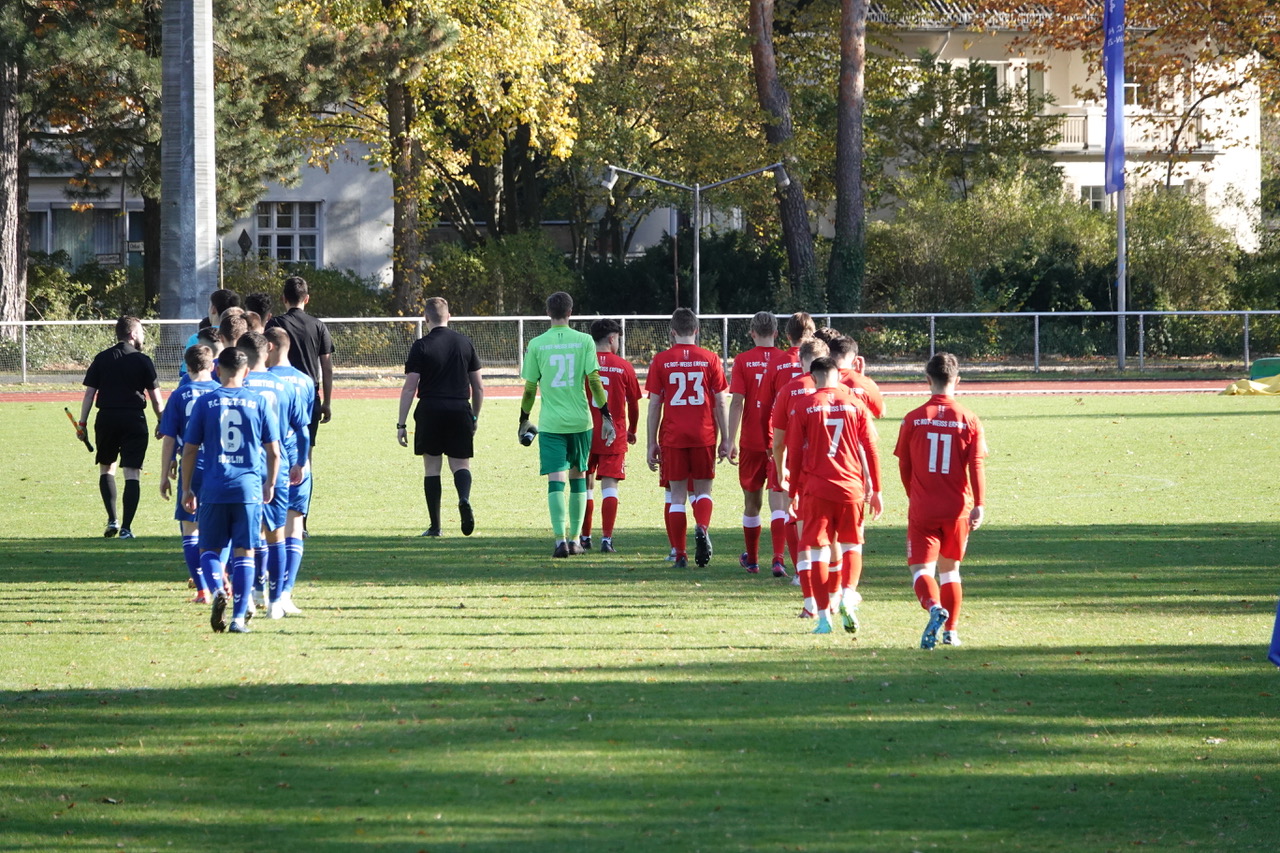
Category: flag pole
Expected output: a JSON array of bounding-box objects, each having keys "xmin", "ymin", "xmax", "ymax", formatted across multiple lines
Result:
[
  {"xmin": 1103, "ymin": 0, "xmax": 1127, "ymax": 370},
  {"xmin": 1116, "ymin": 187, "xmax": 1126, "ymax": 368}
]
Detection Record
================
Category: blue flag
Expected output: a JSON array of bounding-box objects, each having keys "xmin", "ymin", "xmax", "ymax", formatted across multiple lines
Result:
[
  {"xmin": 1103, "ymin": 0, "xmax": 1126, "ymax": 194},
  {"xmin": 1270, "ymin": 596, "xmax": 1280, "ymax": 667}
]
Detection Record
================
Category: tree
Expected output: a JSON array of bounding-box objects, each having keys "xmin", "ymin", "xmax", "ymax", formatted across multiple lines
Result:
[{"xmin": 826, "ymin": 0, "xmax": 869, "ymax": 312}]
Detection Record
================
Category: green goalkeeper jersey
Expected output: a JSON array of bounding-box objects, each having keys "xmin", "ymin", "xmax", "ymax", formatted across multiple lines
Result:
[{"xmin": 522, "ymin": 325, "xmax": 599, "ymax": 434}]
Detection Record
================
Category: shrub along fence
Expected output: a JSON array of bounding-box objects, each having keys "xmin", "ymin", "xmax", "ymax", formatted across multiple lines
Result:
[{"xmin": 3, "ymin": 311, "xmax": 1279, "ymax": 383}]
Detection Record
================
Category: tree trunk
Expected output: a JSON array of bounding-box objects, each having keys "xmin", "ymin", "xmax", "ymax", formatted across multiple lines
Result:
[
  {"xmin": 143, "ymin": 193, "xmax": 161, "ymax": 308},
  {"xmin": 387, "ymin": 78, "xmax": 422, "ymax": 314},
  {"xmin": 0, "ymin": 51, "xmax": 22, "ymax": 339},
  {"xmin": 827, "ymin": 0, "xmax": 868, "ymax": 312},
  {"xmin": 749, "ymin": 0, "xmax": 817, "ymax": 301}
]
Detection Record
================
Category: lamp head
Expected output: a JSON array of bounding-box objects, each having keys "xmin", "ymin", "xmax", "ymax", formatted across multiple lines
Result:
[
  {"xmin": 601, "ymin": 166, "xmax": 618, "ymax": 191},
  {"xmin": 774, "ymin": 165, "xmax": 791, "ymax": 191}
]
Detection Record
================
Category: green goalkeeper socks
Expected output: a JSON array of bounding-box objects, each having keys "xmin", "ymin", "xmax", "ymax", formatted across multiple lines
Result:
[
  {"xmin": 547, "ymin": 480, "xmax": 568, "ymax": 540},
  {"xmin": 567, "ymin": 477, "xmax": 588, "ymax": 542}
]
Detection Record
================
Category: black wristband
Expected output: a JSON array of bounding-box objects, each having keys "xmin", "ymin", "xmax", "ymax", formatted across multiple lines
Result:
[
  {"xmin": 599, "ymin": 402, "xmax": 613, "ymax": 420},
  {"xmin": 396, "ymin": 423, "xmax": 407, "ymax": 429},
  {"xmin": 519, "ymin": 410, "xmax": 530, "ymax": 425}
]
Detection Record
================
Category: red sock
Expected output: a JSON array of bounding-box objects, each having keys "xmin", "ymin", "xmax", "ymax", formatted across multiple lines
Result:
[
  {"xmin": 669, "ymin": 506, "xmax": 688, "ymax": 554},
  {"xmin": 582, "ymin": 498, "xmax": 594, "ymax": 537},
  {"xmin": 786, "ymin": 520, "xmax": 799, "ymax": 567},
  {"xmin": 664, "ymin": 500, "xmax": 674, "ymax": 547},
  {"xmin": 743, "ymin": 521, "xmax": 761, "ymax": 564},
  {"xmin": 841, "ymin": 550, "xmax": 863, "ymax": 590},
  {"xmin": 799, "ymin": 568, "xmax": 814, "ymax": 599},
  {"xmin": 913, "ymin": 574, "xmax": 940, "ymax": 610},
  {"xmin": 602, "ymin": 496, "xmax": 619, "ymax": 538},
  {"xmin": 940, "ymin": 582, "xmax": 963, "ymax": 629},
  {"xmin": 692, "ymin": 495, "xmax": 713, "ymax": 528},
  {"xmin": 770, "ymin": 514, "xmax": 787, "ymax": 562},
  {"xmin": 813, "ymin": 560, "xmax": 830, "ymax": 611}
]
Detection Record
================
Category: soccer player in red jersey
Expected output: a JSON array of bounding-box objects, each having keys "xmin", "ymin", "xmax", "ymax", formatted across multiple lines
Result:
[
  {"xmin": 645, "ymin": 308, "xmax": 730, "ymax": 568},
  {"xmin": 779, "ymin": 357, "xmax": 883, "ymax": 634},
  {"xmin": 724, "ymin": 311, "xmax": 781, "ymax": 574},
  {"xmin": 894, "ymin": 352, "xmax": 987, "ymax": 650},
  {"xmin": 580, "ymin": 318, "xmax": 642, "ymax": 553},
  {"xmin": 770, "ymin": 338, "xmax": 826, "ymax": 616},
  {"xmin": 759, "ymin": 311, "xmax": 815, "ymax": 577},
  {"xmin": 830, "ymin": 336, "xmax": 885, "ymax": 419}
]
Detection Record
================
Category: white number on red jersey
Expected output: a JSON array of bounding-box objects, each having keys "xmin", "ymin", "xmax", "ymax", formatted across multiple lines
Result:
[
  {"xmin": 824, "ymin": 417, "xmax": 846, "ymax": 458},
  {"xmin": 925, "ymin": 431, "xmax": 953, "ymax": 474},
  {"xmin": 668, "ymin": 371, "xmax": 705, "ymax": 406}
]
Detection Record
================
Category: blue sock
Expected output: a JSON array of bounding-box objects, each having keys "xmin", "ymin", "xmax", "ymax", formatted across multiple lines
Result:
[
  {"xmin": 182, "ymin": 535, "xmax": 204, "ymax": 592},
  {"xmin": 219, "ymin": 543, "xmax": 232, "ymax": 571},
  {"xmin": 231, "ymin": 556, "xmax": 254, "ymax": 621},
  {"xmin": 199, "ymin": 550, "xmax": 224, "ymax": 594},
  {"xmin": 254, "ymin": 546, "xmax": 269, "ymax": 591},
  {"xmin": 268, "ymin": 541, "xmax": 287, "ymax": 602},
  {"xmin": 284, "ymin": 536, "xmax": 304, "ymax": 593}
]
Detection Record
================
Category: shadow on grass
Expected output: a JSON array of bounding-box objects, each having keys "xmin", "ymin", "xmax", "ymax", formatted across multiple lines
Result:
[{"xmin": 1, "ymin": 643, "xmax": 1278, "ymax": 851}]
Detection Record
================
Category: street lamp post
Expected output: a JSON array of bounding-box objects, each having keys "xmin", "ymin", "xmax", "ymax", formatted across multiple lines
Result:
[{"xmin": 602, "ymin": 162, "xmax": 789, "ymax": 316}]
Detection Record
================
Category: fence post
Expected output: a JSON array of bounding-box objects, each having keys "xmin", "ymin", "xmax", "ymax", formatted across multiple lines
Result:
[
  {"xmin": 416, "ymin": 319, "xmax": 423, "ymax": 340},
  {"xmin": 722, "ymin": 316, "xmax": 729, "ymax": 363},
  {"xmin": 928, "ymin": 316, "xmax": 936, "ymax": 359},
  {"xmin": 620, "ymin": 317, "xmax": 627, "ymax": 360},
  {"xmin": 1138, "ymin": 314, "xmax": 1145, "ymax": 370},
  {"xmin": 1244, "ymin": 312, "xmax": 1251, "ymax": 368},
  {"xmin": 517, "ymin": 318, "xmax": 524, "ymax": 373},
  {"xmin": 21, "ymin": 322, "xmax": 28, "ymax": 384},
  {"xmin": 1033, "ymin": 314, "xmax": 1040, "ymax": 373}
]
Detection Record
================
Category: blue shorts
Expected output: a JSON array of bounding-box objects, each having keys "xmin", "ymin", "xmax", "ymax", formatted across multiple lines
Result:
[
  {"xmin": 173, "ymin": 472, "xmax": 203, "ymax": 523},
  {"xmin": 173, "ymin": 496, "xmax": 196, "ymax": 524},
  {"xmin": 288, "ymin": 474, "xmax": 312, "ymax": 516},
  {"xmin": 261, "ymin": 482, "xmax": 288, "ymax": 531},
  {"xmin": 198, "ymin": 502, "xmax": 262, "ymax": 552}
]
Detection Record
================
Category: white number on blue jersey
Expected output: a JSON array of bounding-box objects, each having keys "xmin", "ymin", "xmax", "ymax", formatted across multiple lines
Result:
[{"xmin": 221, "ymin": 408, "xmax": 245, "ymax": 453}]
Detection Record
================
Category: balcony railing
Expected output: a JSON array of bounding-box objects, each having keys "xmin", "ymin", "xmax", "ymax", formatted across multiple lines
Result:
[{"xmin": 1049, "ymin": 110, "xmax": 1210, "ymax": 153}]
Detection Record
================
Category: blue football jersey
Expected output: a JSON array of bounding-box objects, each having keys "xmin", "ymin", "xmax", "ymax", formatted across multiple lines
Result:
[
  {"xmin": 245, "ymin": 370, "xmax": 307, "ymax": 477},
  {"xmin": 183, "ymin": 386, "xmax": 280, "ymax": 504}
]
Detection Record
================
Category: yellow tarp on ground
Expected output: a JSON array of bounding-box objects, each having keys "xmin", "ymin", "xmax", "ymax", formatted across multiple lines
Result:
[{"xmin": 1221, "ymin": 375, "xmax": 1280, "ymax": 395}]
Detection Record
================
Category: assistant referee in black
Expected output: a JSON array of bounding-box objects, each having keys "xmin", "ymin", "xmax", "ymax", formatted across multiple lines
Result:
[
  {"xmin": 396, "ymin": 296, "xmax": 484, "ymax": 536},
  {"xmin": 78, "ymin": 315, "xmax": 164, "ymax": 539}
]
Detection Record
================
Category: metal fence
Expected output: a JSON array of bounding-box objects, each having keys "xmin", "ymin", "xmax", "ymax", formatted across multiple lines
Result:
[{"xmin": 4, "ymin": 310, "xmax": 1280, "ymax": 383}]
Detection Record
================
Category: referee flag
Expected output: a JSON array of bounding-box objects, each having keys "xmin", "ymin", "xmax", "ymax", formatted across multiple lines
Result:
[
  {"xmin": 1103, "ymin": 0, "xmax": 1126, "ymax": 194},
  {"xmin": 1270, "ymin": 596, "xmax": 1280, "ymax": 668}
]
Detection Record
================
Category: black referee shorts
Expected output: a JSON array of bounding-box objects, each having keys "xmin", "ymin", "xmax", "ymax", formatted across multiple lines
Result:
[
  {"xmin": 413, "ymin": 399, "xmax": 474, "ymax": 459},
  {"xmin": 94, "ymin": 408, "xmax": 149, "ymax": 468}
]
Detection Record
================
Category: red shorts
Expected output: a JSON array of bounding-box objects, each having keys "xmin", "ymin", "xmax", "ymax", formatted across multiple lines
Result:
[
  {"xmin": 587, "ymin": 452, "xmax": 627, "ymax": 481},
  {"xmin": 800, "ymin": 494, "xmax": 865, "ymax": 549},
  {"xmin": 906, "ymin": 516, "xmax": 971, "ymax": 565},
  {"xmin": 737, "ymin": 449, "xmax": 769, "ymax": 491},
  {"xmin": 660, "ymin": 445, "xmax": 716, "ymax": 483}
]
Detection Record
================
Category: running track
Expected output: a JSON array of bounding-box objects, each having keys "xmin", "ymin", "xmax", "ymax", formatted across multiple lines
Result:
[{"xmin": 0, "ymin": 378, "xmax": 1231, "ymax": 404}]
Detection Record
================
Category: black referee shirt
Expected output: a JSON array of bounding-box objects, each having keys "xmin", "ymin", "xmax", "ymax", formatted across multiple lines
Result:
[
  {"xmin": 268, "ymin": 307, "xmax": 334, "ymax": 385},
  {"xmin": 404, "ymin": 327, "xmax": 481, "ymax": 401},
  {"xmin": 83, "ymin": 342, "xmax": 158, "ymax": 409}
]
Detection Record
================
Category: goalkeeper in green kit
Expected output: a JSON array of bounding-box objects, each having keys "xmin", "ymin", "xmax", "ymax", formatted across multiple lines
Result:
[{"xmin": 519, "ymin": 292, "xmax": 617, "ymax": 557}]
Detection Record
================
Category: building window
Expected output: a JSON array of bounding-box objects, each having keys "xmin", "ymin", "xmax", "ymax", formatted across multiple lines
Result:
[
  {"xmin": 257, "ymin": 201, "xmax": 320, "ymax": 266},
  {"xmin": 1080, "ymin": 186, "xmax": 1109, "ymax": 211},
  {"xmin": 28, "ymin": 211, "xmax": 48, "ymax": 255}
]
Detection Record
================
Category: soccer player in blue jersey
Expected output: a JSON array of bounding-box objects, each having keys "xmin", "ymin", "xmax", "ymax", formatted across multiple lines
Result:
[
  {"xmin": 158, "ymin": 345, "xmax": 221, "ymax": 601},
  {"xmin": 240, "ymin": 331, "xmax": 308, "ymax": 621},
  {"xmin": 181, "ymin": 346, "xmax": 281, "ymax": 634},
  {"xmin": 267, "ymin": 327, "xmax": 315, "ymax": 615}
]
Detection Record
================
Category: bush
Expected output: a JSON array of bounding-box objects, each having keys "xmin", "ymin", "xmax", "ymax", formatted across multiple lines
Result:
[
  {"xmin": 221, "ymin": 259, "xmax": 391, "ymax": 318},
  {"xmin": 425, "ymin": 232, "xmax": 578, "ymax": 317}
]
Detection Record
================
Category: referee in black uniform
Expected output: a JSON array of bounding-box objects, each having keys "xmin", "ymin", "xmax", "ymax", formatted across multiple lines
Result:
[
  {"xmin": 397, "ymin": 297, "xmax": 485, "ymax": 536},
  {"xmin": 267, "ymin": 275, "xmax": 334, "ymax": 448},
  {"xmin": 78, "ymin": 316, "xmax": 164, "ymax": 538}
]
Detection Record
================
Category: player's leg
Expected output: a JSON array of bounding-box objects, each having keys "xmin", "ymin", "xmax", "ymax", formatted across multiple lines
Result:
[
  {"xmin": 660, "ymin": 479, "xmax": 676, "ymax": 561},
  {"xmin": 93, "ymin": 410, "xmax": 122, "ymax": 535},
  {"xmin": 448, "ymin": 456, "xmax": 474, "ymax": 536},
  {"xmin": 937, "ymin": 517, "xmax": 971, "ymax": 645},
  {"xmin": 599, "ymin": 475, "xmax": 620, "ymax": 552},
  {"xmin": 280, "ymin": 507, "xmax": 307, "ymax": 614},
  {"xmin": 116, "ymin": 411, "xmax": 148, "ymax": 538},
  {"xmin": 579, "ymin": 467, "xmax": 596, "ymax": 550},
  {"xmin": 421, "ymin": 453, "xmax": 444, "ymax": 536},
  {"xmin": 834, "ymin": 501, "xmax": 866, "ymax": 634},
  {"xmin": 197, "ymin": 503, "xmax": 233, "ymax": 632},
  {"xmin": 666, "ymin": 459, "xmax": 691, "ymax": 567},
  {"xmin": 738, "ymin": 452, "xmax": 765, "ymax": 573},
  {"xmin": 436, "ymin": 404, "xmax": 475, "ymax": 536},
  {"xmin": 227, "ymin": 504, "xmax": 263, "ymax": 633},
  {"xmin": 690, "ymin": 445, "xmax": 716, "ymax": 567},
  {"xmin": 908, "ymin": 519, "xmax": 948, "ymax": 650},
  {"xmin": 179, "ymin": 519, "xmax": 206, "ymax": 601}
]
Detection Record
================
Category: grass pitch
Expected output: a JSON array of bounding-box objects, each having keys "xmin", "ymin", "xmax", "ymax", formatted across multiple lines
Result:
[{"xmin": 2, "ymin": 391, "xmax": 1279, "ymax": 851}]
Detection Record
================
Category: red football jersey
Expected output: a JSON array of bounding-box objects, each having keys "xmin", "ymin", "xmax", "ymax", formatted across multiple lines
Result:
[
  {"xmin": 729, "ymin": 345, "xmax": 782, "ymax": 452},
  {"xmin": 589, "ymin": 351, "xmax": 642, "ymax": 454},
  {"xmin": 645, "ymin": 344, "xmax": 728, "ymax": 448},
  {"xmin": 894, "ymin": 394, "xmax": 987, "ymax": 520},
  {"xmin": 795, "ymin": 385, "xmax": 880, "ymax": 504},
  {"xmin": 839, "ymin": 367, "xmax": 885, "ymax": 419},
  {"xmin": 760, "ymin": 347, "xmax": 803, "ymax": 444},
  {"xmin": 771, "ymin": 374, "xmax": 816, "ymax": 494}
]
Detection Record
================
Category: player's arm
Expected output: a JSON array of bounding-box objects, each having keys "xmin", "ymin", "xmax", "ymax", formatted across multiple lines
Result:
[
  {"xmin": 263, "ymin": 440, "xmax": 281, "ymax": 504},
  {"xmin": 714, "ymin": 390, "xmax": 731, "ymax": 460},
  {"xmin": 968, "ymin": 449, "xmax": 986, "ymax": 530},
  {"xmin": 180, "ymin": 442, "xmax": 200, "ymax": 513},
  {"xmin": 586, "ymin": 367, "xmax": 616, "ymax": 445},
  {"xmin": 626, "ymin": 370, "xmax": 641, "ymax": 444},
  {"xmin": 78, "ymin": 386, "xmax": 96, "ymax": 429},
  {"xmin": 468, "ymin": 369, "xmax": 484, "ymax": 423},
  {"xmin": 855, "ymin": 413, "xmax": 883, "ymax": 519},
  {"xmin": 896, "ymin": 429, "xmax": 913, "ymax": 494},
  {"xmin": 771, "ymin": 426, "xmax": 788, "ymax": 492},
  {"xmin": 724, "ymin": 393, "xmax": 745, "ymax": 462},
  {"xmin": 645, "ymin": 393, "xmax": 663, "ymax": 471},
  {"xmin": 319, "ymin": 352, "xmax": 334, "ymax": 423},
  {"xmin": 519, "ymin": 379, "xmax": 538, "ymax": 439},
  {"xmin": 397, "ymin": 372, "xmax": 418, "ymax": 448},
  {"xmin": 289, "ymin": 392, "xmax": 311, "ymax": 483}
]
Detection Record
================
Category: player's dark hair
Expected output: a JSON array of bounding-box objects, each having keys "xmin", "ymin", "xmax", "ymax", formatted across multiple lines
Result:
[
  {"xmin": 115, "ymin": 315, "xmax": 142, "ymax": 341},
  {"xmin": 424, "ymin": 296, "xmax": 449, "ymax": 325},
  {"xmin": 813, "ymin": 326, "xmax": 841, "ymax": 345},
  {"xmin": 809, "ymin": 356, "xmax": 837, "ymax": 379},
  {"xmin": 243, "ymin": 311, "xmax": 264, "ymax": 332},
  {"xmin": 264, "ymin": 326, "xmax": 290, "ymax": 351},
  {"xmin": 590, "ymin": 318, "xmax": 621, "ymax": 342},
  {"xmin": 798, "ymin": 338, "xmax": 829, "ymax": 363},
  {"xmin": 750, "ymin": 311, "xmax": 777, "ymax": 337},
  {"xmin": 236, "ymin": 330, "xmax": 269, "ymax": 367},
  {"xmin": 210, "ymin": 289, "xmax": 241, "ymax": 316},
  {"xmin": 282, "ymin": 276, "xmax": 309, "ymax": 306},
  {"xmin": 785, "ymin": 312, "xmax": 814, "ymax": 345},
  {"xmin": 546, "ymin": 291, "xmax": 573, "ymax": 320},
  {"xmin": 244, "ymin": 291, "xmax": 272, "ymax": 318},
  {"xmin": 926, "ymin": 352, "xmax": 960, "ymax": 387},
  {"xmin": 218, "ymin": 346, "xmax": 248, "ymax": 373},
  {"xmin": 196, "ymin": 326, "xmax": 220, "ymax": 348},
  {"xmin": 218, "ymin": 313, "xmax": 248, "ymax": 346},
  {"xmin": 670, "ymin": 307, "xmax": 699, "ymax": 337},
  {"xmin": 184, "ymin": 344, "xmax": 213, "ymax": 374},
  {"xmin": 827, "ymin": 335, "xmax": 856, "ymax": 363}
]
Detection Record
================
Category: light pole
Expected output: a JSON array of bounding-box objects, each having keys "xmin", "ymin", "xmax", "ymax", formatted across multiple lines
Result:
[{"xmin": 602, "ymin": 162, "xmax": 790, "ymax": 316}]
